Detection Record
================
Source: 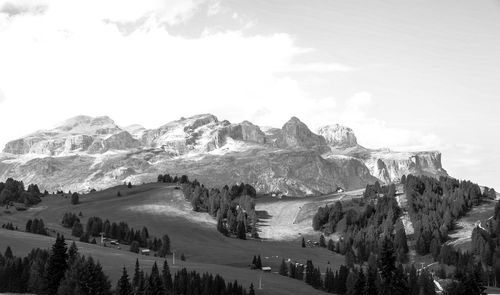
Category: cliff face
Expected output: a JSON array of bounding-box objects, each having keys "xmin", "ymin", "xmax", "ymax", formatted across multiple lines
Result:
[
  {"xmin": 364, "ymin": 150, "xmax": 447, "ymax": 183},
  {"xmin": 317, "ymin": 125, "xmax": 357, "ymax": 147},
  {"xmin": 1, "ymin": 114, "xmax": 447, "ymax": 195}
]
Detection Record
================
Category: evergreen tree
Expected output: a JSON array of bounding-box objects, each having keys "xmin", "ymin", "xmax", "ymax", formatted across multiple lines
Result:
[
  {"xmin": 116, "ymin": 267, "xmax": 133, "ymax": 295},
  {"xmin": 379, "ymin": 237, "xmax": 408, "ymax": 295},
  {"xmin": 355, "ymin": 269, "xmax": 366, "ymax": 295},
  {"xmin": 4, "ymin": 246, "xmax": 13, "ymax": 259},
  {"xmin": 248, "ymin": 283, "xmax": 255, "ymax": 295},
  {"xmin": 237, "ymin": 220, "xmax": 247, "ymax": 240},
  {"xmin": 71, "ymin": 192, "xmax": 79, "ymax": 205},
  {"xmin": 133, "ymin": 259, "xmax": 141, "ymax": 290},
  {"xmin": 418, "ymin": 269, "xmax": 436, "ymax": 295},
  {"xmin": 301, "ymin": 237, "xmax": 306, "ymax": 248},
  {"xmin": 46, "ymin": 235, "xmax": 68, "ymax": 294},
  {"xmin": 319, "ymin": 234, "xmax": 326, "ymax": 247},
  {"xmin": 408, "ymin": 265, "xmax": 418, "ymax": 295},
  {"xmin": 145, "ymin": 262, "xmax": 164, "ymax": 295},
  {"xmin": 364, "ymin": 263, "xmax": 378, "ymax": 295},
  {"xmin": 67, "ymin": 241, "xmax": 78, "ymax": 265},
  {"xmin": 158, "ymin": 234, "xmax": 171, "ymax": 257},
  {"xmin": 162, "ymin": 260, "xmax": 173, "ymax": 292}
]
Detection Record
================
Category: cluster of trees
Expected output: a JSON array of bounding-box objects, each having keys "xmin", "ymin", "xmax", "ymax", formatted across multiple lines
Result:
[
  {"xmin": 404, "ymin": 175, "xmax": 490, "ymax": 255},
  {"xmin": 61, "ymin": 213, "xmax": 171, "ymax": 256},
  {"xmin": 25, "ymin": 218, "xmax": 48, "ymax": 235},
  {"xmin": 250, "ymin": 255, "xmax": 262, "ymax": 269},
  {"xmin": 165, "ymin": 174, "xmax": 258, "ymax": 240},
  {"xmin": 1, "ymin": 223, "xmax": 16, "ymax": 230},
  {"xmin": 0, "ymin": 178, "xmax": 42, "ymax": 206},
  {"xmin": 463, "ymin": 196, "xmax": 500, "ymax": 287},
  {"xmin": 363, "ymin": 182, "xmax": 397, "ymax": 199},
  {"xmin": 119, "ymin": 259, "xmax": 252, "ymax": 295},
  {"xmin": 278, "ymin": 236, "xmax": 485, "ymax": 295},
  {"xmin": 312, "ymin": 195, "xmax": 409, "ymax": 264},
  {"xmin": 0, "ymin": 235, "xmax": 112, "ymax": 294}
]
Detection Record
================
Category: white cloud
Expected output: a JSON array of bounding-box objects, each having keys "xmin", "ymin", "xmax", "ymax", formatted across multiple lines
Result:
[
  {"xmin": 0, "ymin": 0, "xmax": 342, "ymax": 148},
  {"xmin": 312, "ymin": 92, "xmax": 444, "ymax": 151},
  {"xmin": 0, "ymin": 0, "xmax": 439, "ymax": 156},
  {"xmin": 282, "ymin": 62, "xmax": 358, "ymax": 73}
]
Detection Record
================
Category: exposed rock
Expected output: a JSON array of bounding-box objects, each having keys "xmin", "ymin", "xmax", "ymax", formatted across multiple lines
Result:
[
  {"xmin": 0, "ymin": 113, "xmax": 448, "ymax": 195},
  {"xmin": 278, "ymin": 117, "xmax": 329, "ymax": 152},
  {"xmin": 64, "ymin": 135, "xmax": 94, "ymax": 152},
  {"xmin": 317, "ymin": 124, "xmax": 357, "ymax": 147},
  {"xmin": 365, "ymin": 151, "xmax": 447, "ymax": 183},
  {"xmin": 3, "ymin": 138, "xmax": 34, "ymax": 154},
  {"xmin": 215, "ymin": 121, "xmax": 267, "ymax": 147}
]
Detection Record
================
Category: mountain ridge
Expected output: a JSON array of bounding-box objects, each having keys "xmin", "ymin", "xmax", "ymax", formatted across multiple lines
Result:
[{"xmin": 0, "ymin": 114, "xmax": 447, "ymax": 195}]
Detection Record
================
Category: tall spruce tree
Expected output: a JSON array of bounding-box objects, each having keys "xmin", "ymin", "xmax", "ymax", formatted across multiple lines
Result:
[
  {"xmin": 162, "ymin": 260, "xmax": 173, "ymax": 292},
  {"xmin": 117, "ymin": 267, "xmax": 133, "ymax": 295},
  {"xmin": 46, "ymin": 234, "xmax": 68, "ymax": 294},
  {"xmin": 379, "ymin": 236, "xmax": 408, "ymax": 295}
]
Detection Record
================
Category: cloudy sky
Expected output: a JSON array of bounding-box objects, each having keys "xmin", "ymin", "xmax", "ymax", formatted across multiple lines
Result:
[{"xmin": 0, "ymin": 0, "xmax": 499, "ymax": 188}]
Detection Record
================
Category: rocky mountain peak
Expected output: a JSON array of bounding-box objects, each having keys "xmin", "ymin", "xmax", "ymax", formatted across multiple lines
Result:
[
  {"xmin": 55, "ymin": 115, "xmax": 120, "ymax": 135},
  {"xmin": 317, "ymin": 124, "xmax": 358, "ymax": 147},
  {"xmin": 279, "ymin": 117, "xmax": 328, "ymax": 151}
]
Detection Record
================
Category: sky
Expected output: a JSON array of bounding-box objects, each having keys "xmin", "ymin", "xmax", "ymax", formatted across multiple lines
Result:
[{"xmin": 0, "ymin": 0, "xmax": 499, "ymax": 189}]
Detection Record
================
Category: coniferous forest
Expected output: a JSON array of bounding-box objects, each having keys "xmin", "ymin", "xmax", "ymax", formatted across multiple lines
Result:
[{"xmin": 0, "ymin": 236, "xmax": 249, "ymax": 295}]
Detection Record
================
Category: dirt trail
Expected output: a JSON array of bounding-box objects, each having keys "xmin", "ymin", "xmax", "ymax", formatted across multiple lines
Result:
[{"xmin": 256, "ymin": 189, "xmax": 364, "ymax": 241}]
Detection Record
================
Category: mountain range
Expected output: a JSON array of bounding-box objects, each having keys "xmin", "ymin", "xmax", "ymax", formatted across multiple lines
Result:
[{"xmin": 0, "ymin": 114, "xmax": 447, "ymax": 196}]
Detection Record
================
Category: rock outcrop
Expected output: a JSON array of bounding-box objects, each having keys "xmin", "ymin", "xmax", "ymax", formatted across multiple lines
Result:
[
  {"xmin": 277, "ymin": 117, "xmax": 329, "ymax": 153},
  {"xmin": 317, "ymin": 124, "xmax": 357, "ymax": 147}
]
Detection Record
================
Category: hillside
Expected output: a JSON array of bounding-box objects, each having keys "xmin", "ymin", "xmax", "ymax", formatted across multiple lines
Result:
[
  {"xmin": 0, "ymin": 114, "xmax": 447, "ymax": 196},
  {"xmin": 0, "ymin": 182, "xmax": 343, "ymax": 294}
]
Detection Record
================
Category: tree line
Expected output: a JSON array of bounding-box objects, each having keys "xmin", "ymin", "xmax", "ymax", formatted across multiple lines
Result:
[
  {"xmin": 117, "ymin": 259, "xmax": 252, "ymax": 295},
  {"xmin": 61, "ymin": 213, "xmax": 171, "ymax": 256},
  {"xmin": 404, "ymin": 175, "xmax": 492, "ymax": 256},
  {"xmin": 0, "ymin": 236, "xmax": 251, "ymax": 295},
  {"xmin": 0, "ymin": 178, "xmax": 44, "ymax": 206},
  {"xmin": 312, "ymin": 189, "xmax": 409, "ymax": 264},
  {"xmin": 276, "ymin": 236, "xmax": 485, "ymax": 295}
]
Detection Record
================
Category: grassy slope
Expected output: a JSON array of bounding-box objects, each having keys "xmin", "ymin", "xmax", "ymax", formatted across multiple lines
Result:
[{"xmin": 0, "ymin": 182, "xmax": 343, "ymax": 294}]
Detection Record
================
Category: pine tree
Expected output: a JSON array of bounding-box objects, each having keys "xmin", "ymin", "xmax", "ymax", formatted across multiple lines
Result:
[
  {"xmin": 237, "ymin": 220, "xmax": 247, "ymax": 240},
  {"xmin": 365, "ymin": 264, "xmax": 378, "ymax": 295},
  {"xmin": 319, "ymin": 234, "xmax": 326, "ymax": 247},
  {"xmin": 408, "ymin": 264, "xmax": 418, "ymax": 295},
  {"xmin": 256, "ymin": 255, "xmax": 262, "ymax": 269},
  {"xmin": 379, "ymin": 236, "xmax": 408, "ymax": 295},
  {"xmin": 355, "ymin": 269, "xmax": 366, "ymax": 295},
  {"xmin": 4, "ymin": 246, "xmax": 13, "ymax": 259},
  {"xmin": 249, "ymin": 283, "xmax": 255, "ymax": 295},
  {"xmin": 162, "ymin": 260, "xmax": 173, "ymax": 292},
  {"xmin": 71, "ymin": 192, "xmax": 79, "ymax": 205},
  {"xmin": 46, "ymin": 235, "xmax": 68, "ymax": 294},
  {"xmin": 418, "ymin": 269, "xmax": 436, "ymax": 295},
  {"xmin": 133, "ymin": 258, "xmax": 141, "ymax": 290},
  {"xmin": 116, "ymin": 267, "xmax": 133, "ymax": 295},
  {"xmin": 68, "ymin": 241, "xmax": 78, "ymax": 264},
  {"xmin": 145, "ymin": 262, "xmax": 164, "ymax": 295},
  {"xmin": 301, "ymin": 237, "xmax": 306, "ymax": 248}
]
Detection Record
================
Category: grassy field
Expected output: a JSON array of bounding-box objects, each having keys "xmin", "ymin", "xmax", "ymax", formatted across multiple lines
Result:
[{"xmin": 0, "ymin": 182, "xmax": 343, "ymax": 294}]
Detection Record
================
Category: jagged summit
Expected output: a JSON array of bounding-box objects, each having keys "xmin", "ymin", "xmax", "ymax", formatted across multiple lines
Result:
[{"xmin": 0, "ymin": 113, "xmax": 447, "ymax": 195}]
